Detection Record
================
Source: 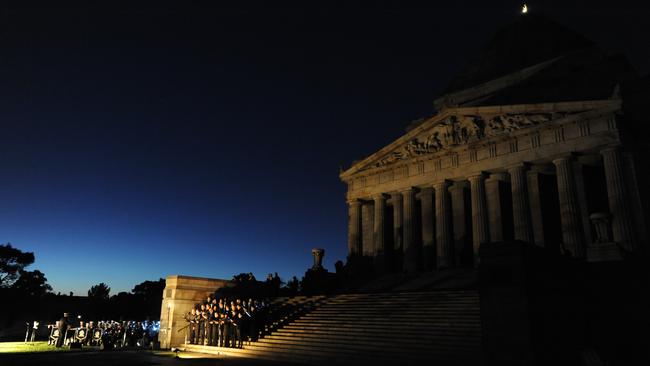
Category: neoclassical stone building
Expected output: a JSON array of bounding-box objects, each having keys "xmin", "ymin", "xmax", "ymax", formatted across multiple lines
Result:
[{"xmin": 340, "ymin": 15, "xmax": 649, "ymax": 273}]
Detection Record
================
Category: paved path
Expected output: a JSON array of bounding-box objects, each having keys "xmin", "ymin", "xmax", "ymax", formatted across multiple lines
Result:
[{"xmin": 0, "ymin": 350, "xmax": 305, "ymax": 366}]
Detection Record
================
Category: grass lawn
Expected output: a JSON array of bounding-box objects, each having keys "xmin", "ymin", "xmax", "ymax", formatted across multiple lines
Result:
[{"xmin": 0, "ymin": 341, "xmax": 85, "ymax": 353}]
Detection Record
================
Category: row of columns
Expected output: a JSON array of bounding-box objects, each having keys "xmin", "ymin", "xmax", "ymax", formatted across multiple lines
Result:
[{"xmin": 347, "ymin": 146, "xmax": 637, "ymax": 270}]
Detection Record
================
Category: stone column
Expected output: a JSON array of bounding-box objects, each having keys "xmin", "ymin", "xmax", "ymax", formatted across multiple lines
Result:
[
  {"xmin": 601, "ymin": 146, "xmax": 636, "ymax": 251},
  {"xmin": 553, "ymin": 156, "xmax": 586, "ymax": 258},
  {"xmin": 361, "ymin": 202, "xmax": 374, "ymax": 257},
  {"xmin": 526, "ymin": 169, "xmax": 545, "ymax": 247},
  {"xmin": 450, "ymin": 181, "xmax": 469, "ymax": 266},
  {"xmin": 402, "ymin": 188, "xmax": 418, "ymax": 273},
  {"xmin": 434, "ymin": 181, "xmax": 452, "ymax": 269},
  {"xmin": 373, "ymin": 194, "xmax": 388, "ymax": 273},
  {"xmin": 419, "ymin": 188, "xmax": 435, "ymax": 271},
  {"xmin": 573, "ymin": 161, "xmax": 594, "ymax": 246},
  {"xmin": 347, "ymin": 199, "xmax": 362, "ymax": 257},
  {"xmin": 468, "ymin": 173, "xmax": 489, "ymax": 266},
  {"xmin": 392, "ymin": 193, "xmax": 403, "ymax": 253},
  {"xmin": 508, "ymin": 164, "xmax": 534, "ymax": 243},
  {"xmin": 485, "ymin": 172, "xmax": 508, "ymax": 242}
]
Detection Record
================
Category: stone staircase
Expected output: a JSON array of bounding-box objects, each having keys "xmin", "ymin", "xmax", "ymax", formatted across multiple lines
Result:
[{"xmin": 183, "ymin": 290, "xmax": 482, "ymax": 365}]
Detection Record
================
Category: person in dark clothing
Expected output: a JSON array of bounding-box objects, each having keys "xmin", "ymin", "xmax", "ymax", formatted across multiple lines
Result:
[
  {"xmin": 195, "ymin": 304, "xmax": 204, "ymax": 345},
  {"xmin": 184, "ymin": 308, "xmax": 197, "ymax": 344},
  {"xmin": 248, "ymin": 303, "xmax": 258, "ymax": 341},
  {"xmin": 223, "ymin": 311, "xmax": 233, "ymax": 348},
  {"xmin": 218, "ymin": 312, "xmax": 227, "ymax": 347},
  {"xmin": 55, "ymin": 313, "xmax": 70, "ymax": 347},
  {"xmin": 232, "ymin": 309, "xmax": 242, "ymax": 348},
  {"xmin": 207, "ymin": 306, "xmax": 217, "ymax": 346}
]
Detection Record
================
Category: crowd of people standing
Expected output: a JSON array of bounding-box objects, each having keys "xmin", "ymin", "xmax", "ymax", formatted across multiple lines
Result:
[{"xmin": 184, "ymin": 295, "xmax": 268, "ymax": 348}]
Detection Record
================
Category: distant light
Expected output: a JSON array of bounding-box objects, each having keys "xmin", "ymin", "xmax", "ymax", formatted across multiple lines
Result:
[{"xmin": 522, "ymin": 4, "xmax": 528, "ymax": 14}]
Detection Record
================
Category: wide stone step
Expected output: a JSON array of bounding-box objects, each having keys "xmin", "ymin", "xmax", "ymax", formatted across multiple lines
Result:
[
  {"xmin": 304, "ymin": 310, "xmax": 481, "ymax": 317},
  {"xmin": 244, "ymin": 340, "xmax": 480, "ymax": 361},
  {"xmin": 248, "ymin": 342, "xmax": 480, "ymax": 360},
  {"xmin": 315, "ymin": 302, "xmax": 479, "ymax": 307},
  {"xmin": 324, "ymin": 297, "xmax": 478, "ymax": 303},
  {"xmin": 184, "ymin": 290, "xmax": 482, "ymax": 366},
  {"xmin": 330, "ymin": 297, "xmax": 478, "ymax": 303},
  {"xmin": 185, "ymin": 339, "xmax": 479, "ymax": 365},
  {"xmin": 260, "ymin": 333, "xmax": 481, "ymax": 351},
  {"xmin": 283, "ymin": 322, "xmax": 480, "ymax": 332},
  {"xmin": 274, "ymin": 327, "xmax": 480, "ymax": 339},
  {"xmin": 318, "ymin": 302, "xmax": 479, "ymax": 309},
  {"xmin": 291, "ymin": 318, "xmax": 480, "ymax": 327},
  {"xmin": 276, "ymin": 328, "xmax": 481, "ymax": 342}
]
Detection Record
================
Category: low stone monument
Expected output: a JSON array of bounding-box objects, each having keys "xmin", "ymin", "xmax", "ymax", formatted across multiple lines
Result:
[{"xmin": 158, "ymin": 275, "xmax": 228, "ymax": 349}]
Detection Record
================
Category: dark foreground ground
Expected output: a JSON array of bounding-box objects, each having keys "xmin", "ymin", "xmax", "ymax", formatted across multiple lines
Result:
[{"xmin": 0, "ymin": 349, "xmax": 305, "ymax": 366}]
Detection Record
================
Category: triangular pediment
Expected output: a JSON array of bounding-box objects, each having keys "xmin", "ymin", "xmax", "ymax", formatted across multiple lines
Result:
[{"xmin": 340, "ymin": 100, "xmax": 620, "ymax": 179}]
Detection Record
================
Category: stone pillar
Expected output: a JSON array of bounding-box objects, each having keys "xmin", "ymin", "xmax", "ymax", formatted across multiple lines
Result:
[
  {"xmin": 419, "ymin": 188, "xmax": 435, "ymax": 271},
  {"xmin": 553, "ymin": 156, "xmax": 586, "ymax": 258},
  {"xmin": 469, "ymin": 173, "xmax": 489, "ymax": 266},
  {"xmin": 450, "ymin": 181, "xmax": 469, "ymax": 266},
  {"xmin": 601, "ymin": 146, "xmax": 636, "ymax": 252},
  {"xmin": 402, "ymin": 188, "xmax": 418, "ymax": 273},
  {"xmin": 159, "ymin": 275, "xmax": 228, "ymax": 349},
  {"xmin": 526, "ymin": 169, "xmax": 545, "ymax": 247},
  {"xmin": 347, "ymin": 199, "xmax": 362, "ymax": 257},
  {"xmin": 361, "ymin": 203, "xmax": 374, "ymax": 257},
  {"xmin": 573, "ymin": 161, "xmax": 594, "ymax": 246},
  {"xmin": 508, "ymin": 164, "xmax": 534, "ymax": 243},
  {"xmin": 373, "ymin": 194, "xmax": 388, "ymax": 273},
  {"xmin": 392, "ymin": 193, "xmax": 404, "ymax": 250},
  {"xmin": 485, "ymin": 172, "xmax": 508, "ymax": 242},
  {"xmin": 434, "ymin": 181, "xmax": 452, "ymax": 269}
]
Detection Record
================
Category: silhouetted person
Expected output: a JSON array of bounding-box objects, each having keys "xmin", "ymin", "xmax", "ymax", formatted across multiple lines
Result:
[{"xmin": 55, "ymin": 313, "xmax": 70, "ymax": 347}]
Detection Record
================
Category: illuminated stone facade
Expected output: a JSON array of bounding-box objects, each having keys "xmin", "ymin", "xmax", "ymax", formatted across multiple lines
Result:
[
  {"xmin": 340, "ymin": 16, "xmax": 648, "ymax": 272},
  {"xmin": 159, "ymin": 275, "xmax": 227, "ymax": 349}
]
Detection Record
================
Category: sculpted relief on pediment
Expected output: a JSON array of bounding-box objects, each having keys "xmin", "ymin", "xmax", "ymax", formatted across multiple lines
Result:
[{"xmin": 372, "ymin": 112, "xmax": 566, "ymax": 168}]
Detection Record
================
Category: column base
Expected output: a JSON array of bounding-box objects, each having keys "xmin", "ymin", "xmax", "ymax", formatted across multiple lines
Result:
[
  {"xmin": 437, "ymin": 256, "xmax": 453, "ymax": 270},
  {"xmin": 586, "ymin": 242, "xmax": 623, "ymax": 262},
  {"xmin": 373, "ymin": 254, "xmax": 390, "ymax": 274},
  {"xmin": 422, "ymin": 245, "xmax": 435, "ymax": 271}
]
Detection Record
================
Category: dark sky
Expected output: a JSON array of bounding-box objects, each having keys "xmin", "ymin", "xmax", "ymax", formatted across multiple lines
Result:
[{"xmin": 1, "ymin": 1, "xmax": 647, "ymax": 295}]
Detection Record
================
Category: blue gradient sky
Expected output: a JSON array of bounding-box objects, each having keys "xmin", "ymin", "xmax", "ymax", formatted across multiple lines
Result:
[{"xmin": 1, "ymin": 2, "xmax": 646, "ymax": 295}]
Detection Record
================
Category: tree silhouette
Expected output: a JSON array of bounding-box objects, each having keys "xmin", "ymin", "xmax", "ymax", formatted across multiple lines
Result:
[
  {"xmin": 12, "ymin": 269, "xmax": 52, "ymax": 297},
  {"xmin": 88, "ymin": 282, "xmax": 111, "ymax": 300},
  {"xmin": 286, "ymin": 276, "xmax": 301, "ymax": 293},
  {"xmin": 0, "ymin": 243, "xmax": 35, "ymax": 287},
  {"xmin": 131, "ymin": 278, "xmax": 165, "ymax": 300}
]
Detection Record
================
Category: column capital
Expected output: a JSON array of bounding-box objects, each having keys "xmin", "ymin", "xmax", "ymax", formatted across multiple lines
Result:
[
  {"xmin": 399, "ymin": 187, "xmax": 416, "ymax": 194},
  {"xmin": 346, "ymin": 198, "xmax": 361, "ymax": 206},
  {"xmin": 486, "ymin": 172, "xmax": 509, "ymax": 182},
  {"xmin": 432, "ymin": 179, "xmax": 452, "ymax": 189},
  {"xmin": 552, "ymin": 153, "xmax": 577, "ymax": 166},
  {"xmin": 372, "ymin": 193, "xmax": 389, "ymax": 201},
  {"xmin": 467, "ymin": 172, "xmax": 486, "ymax": 181},
  {"xmin": 506, "ymin": 162, "xmax": 529, "ymax": 172},
  {"xmin": 388, "ymin": 191, "xmax": 403, "ymax": 204},
  {"xmin": 449, "ymin": 180, "xmax": 469, "ymax": 191},
  {"xmin": 600, "ymin": 145, "xmax": 622, "ymax": 155},
  {"xmin": 417, "ymin": 187, "xmax": 433, "ymax": 199}
]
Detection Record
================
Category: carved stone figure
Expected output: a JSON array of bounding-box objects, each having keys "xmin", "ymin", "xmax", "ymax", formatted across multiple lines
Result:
[{"xmin": 372, "ymin": 113, "xmax": 558, "ymax": 169}]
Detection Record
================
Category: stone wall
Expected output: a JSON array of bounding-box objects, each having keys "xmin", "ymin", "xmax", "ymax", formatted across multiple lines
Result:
[{"xmin": 158, "ymin": 275, "xmax": 228, "ymax": 349}]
